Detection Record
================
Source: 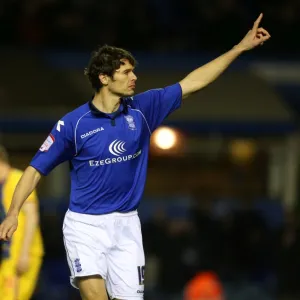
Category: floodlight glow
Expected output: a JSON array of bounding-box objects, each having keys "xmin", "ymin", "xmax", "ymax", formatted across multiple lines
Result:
[{"xmin": 153, "ymin": 127, "xmax": 177, "ymax": 150}]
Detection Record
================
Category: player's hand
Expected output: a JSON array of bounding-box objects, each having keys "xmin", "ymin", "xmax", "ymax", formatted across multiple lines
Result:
[
  {"xmin": 16, "ymin": 252, "xmax": 30, "ymax": 275},
  {"xmin": 236, "ymin": 13, "xmax": 271, "ymax": 52},
  {"xmin": 0, "ymin": 215, "xmax": 18, "ymax": 241}
]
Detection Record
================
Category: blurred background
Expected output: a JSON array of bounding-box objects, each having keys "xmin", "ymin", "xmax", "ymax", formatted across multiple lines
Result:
[{"xmin": 1, "ymin": 0, "xmax": 300, "ymax": 299}]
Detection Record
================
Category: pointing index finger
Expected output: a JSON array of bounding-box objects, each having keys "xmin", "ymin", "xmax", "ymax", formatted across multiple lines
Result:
[{"xmin": 253, "ymin": 13, "xmax": 263, "ymax": 31}]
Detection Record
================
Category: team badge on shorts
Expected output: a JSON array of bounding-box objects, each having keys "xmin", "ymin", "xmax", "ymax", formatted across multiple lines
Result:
[
  {"xmin": 74, "ymin": 258, "xmax": 82, "ymax": 273},
  {"xmin": 124, "ymin": 115, "xmax": 136, "ymax": 130}
]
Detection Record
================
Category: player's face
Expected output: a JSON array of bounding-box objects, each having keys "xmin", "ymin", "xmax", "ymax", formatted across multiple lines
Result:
[{"xmin": 108, "ymin": 59, "xmax": 137, "ymax": 97}]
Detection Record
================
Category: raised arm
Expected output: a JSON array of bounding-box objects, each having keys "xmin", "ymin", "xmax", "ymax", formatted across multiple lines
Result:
[
  {"xmin": 179, "ymin": 13, "xmax": 271, "ymax": 99},
  {"xmin": 0, "ymin": 166, "xmax": 41, "ymax": 240}
]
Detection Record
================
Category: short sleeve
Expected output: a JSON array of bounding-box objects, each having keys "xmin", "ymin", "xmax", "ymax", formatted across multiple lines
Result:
[
  {"xmin": 132, "ymin": 83, "xmax": 182, "ymax": 132},
  {"xmin": 30, "ymin": 116, "xmax": 75, "ymax": 175}
]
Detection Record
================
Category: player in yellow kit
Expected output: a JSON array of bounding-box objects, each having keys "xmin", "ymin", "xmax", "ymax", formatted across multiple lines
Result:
[{"xmin": 0, "ymin": 145, "xmax": 44, "ymax": 300}]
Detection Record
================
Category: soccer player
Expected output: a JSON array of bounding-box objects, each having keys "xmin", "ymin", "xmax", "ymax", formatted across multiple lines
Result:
[
  {"xmin": 0, "ymin": 145, "xmax": 44, "ymax": 300},
  {"xmin": 0, "ymin": 14, "xmax": 269, "ymax": 300}
]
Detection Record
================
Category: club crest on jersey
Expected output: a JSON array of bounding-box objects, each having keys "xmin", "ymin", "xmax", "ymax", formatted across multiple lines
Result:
[
  {"xmin": 124, "ymin": 115, "xmax": 136, "ymax": 130},
  {"xmin": 39, "ymin": 134, "xmax": 55, "ymax": 152}
]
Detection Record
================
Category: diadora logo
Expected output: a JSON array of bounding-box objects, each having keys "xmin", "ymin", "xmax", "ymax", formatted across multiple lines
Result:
[
  {"xmin": 109, "ymin": 139, "xmax": 127, "ymax": 156},
  {"xmin": 74, "ymin": 258, "xmax": 82, "ymax": 273},
  {"xmin": 56, "ymin": 120, "xmax": 64, "ymax": 132},
  {"xmin": 81, "ymin": 127, "xmax": 104, "ymax": 139}
]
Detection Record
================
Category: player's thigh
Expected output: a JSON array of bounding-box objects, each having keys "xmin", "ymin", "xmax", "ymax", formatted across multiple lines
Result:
[
  {"xmin": 77, "ymin": 275, "xmax": 108, "ymax": 300},
  {"xmin": 18, "ymin": 257, "xmax": 42, "ymax": 300},
  {"xmin": 106, "ymin": 215, "xmax": 145, "ymax": 299},
  {"xmin": 63, "ymin": 211, "xmax": 109, "ymax": 289}
]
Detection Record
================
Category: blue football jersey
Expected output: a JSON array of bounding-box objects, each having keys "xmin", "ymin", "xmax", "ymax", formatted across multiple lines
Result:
[{"xmin": 30, "ymin": 83, "xmax": 182, "ymax": 214}]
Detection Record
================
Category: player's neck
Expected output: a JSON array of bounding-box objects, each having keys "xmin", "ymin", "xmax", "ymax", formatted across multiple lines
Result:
[
  {"xmin": 0, "ymin": 164, "xmax": 10, "ymax": 184},
  {"xmin": 92, "ymin": 89, "xmax": 121, "ymax": 114}
]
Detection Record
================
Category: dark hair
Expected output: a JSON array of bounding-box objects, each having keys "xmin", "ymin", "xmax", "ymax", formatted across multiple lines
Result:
[
  {"xmin": 84, "ymin": 45, "xmax": 137, "ymax": 92},
  {"xmin": 0, "ymin": 145, "xmax": 9, "ymax": 163}
]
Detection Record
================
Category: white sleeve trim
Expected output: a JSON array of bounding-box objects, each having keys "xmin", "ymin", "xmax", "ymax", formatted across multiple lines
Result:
[{"xmin": 74, "ymin": 110, "xmax": 91, "ymax": 155}]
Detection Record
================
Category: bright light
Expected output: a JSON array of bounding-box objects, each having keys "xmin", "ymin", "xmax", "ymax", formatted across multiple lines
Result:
[{"xmin": 153, "ymin": 127, "xmax": 177, "ymax": 150}]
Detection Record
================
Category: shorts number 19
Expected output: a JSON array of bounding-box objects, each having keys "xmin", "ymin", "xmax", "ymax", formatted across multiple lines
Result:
[{"xmin": 137, "ymin": 265, "xmax": 145, "ymax": 285}]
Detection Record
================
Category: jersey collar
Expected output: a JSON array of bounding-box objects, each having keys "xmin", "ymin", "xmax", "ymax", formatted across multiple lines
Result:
[{"xmin": 89, "ymin": 98, "xmax": 128, "ymax": 118}]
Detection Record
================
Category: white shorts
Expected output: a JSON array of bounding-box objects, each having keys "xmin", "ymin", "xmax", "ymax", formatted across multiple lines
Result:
[{"xmin": 63, "ymin": 209, "xmax": 145, "ymax": 299}]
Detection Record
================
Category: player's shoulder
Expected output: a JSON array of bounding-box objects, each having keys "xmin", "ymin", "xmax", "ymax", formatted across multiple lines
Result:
[
  {"xmin": 130, "ymin": 84, "xmax": 180, "ymax": 101},
  {"xmin": 131, "ymin": 89, "xmax": 158, "ymax": 100},
  {"xmin": 124, "ymin": 90, "xmax": 154, "ymax": 107},
  {"xmin": 61, "ymin": 103, "xmax": 91, "ymax": 126}
]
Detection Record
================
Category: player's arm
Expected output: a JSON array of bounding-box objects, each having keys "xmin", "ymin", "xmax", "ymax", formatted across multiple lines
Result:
[
  {"xmin": 0, "ymin": 166, "xmax": 41, "ymax": 241},
  {"xmin": 179, "ymin": 13, "xmax": 270, "ymax": 99},
  {"xmin": 9, "ymin": 167, "xmax": 41, "ymax": 218},
  {"xmin": 0, "ymin": 116, "xmax": 74, "ymax": 241}
]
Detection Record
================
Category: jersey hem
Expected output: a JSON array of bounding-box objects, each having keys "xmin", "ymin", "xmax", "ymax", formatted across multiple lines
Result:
[{"xmin": 68, "ymin": 208, "xmax": 138, "ymax": 216}]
